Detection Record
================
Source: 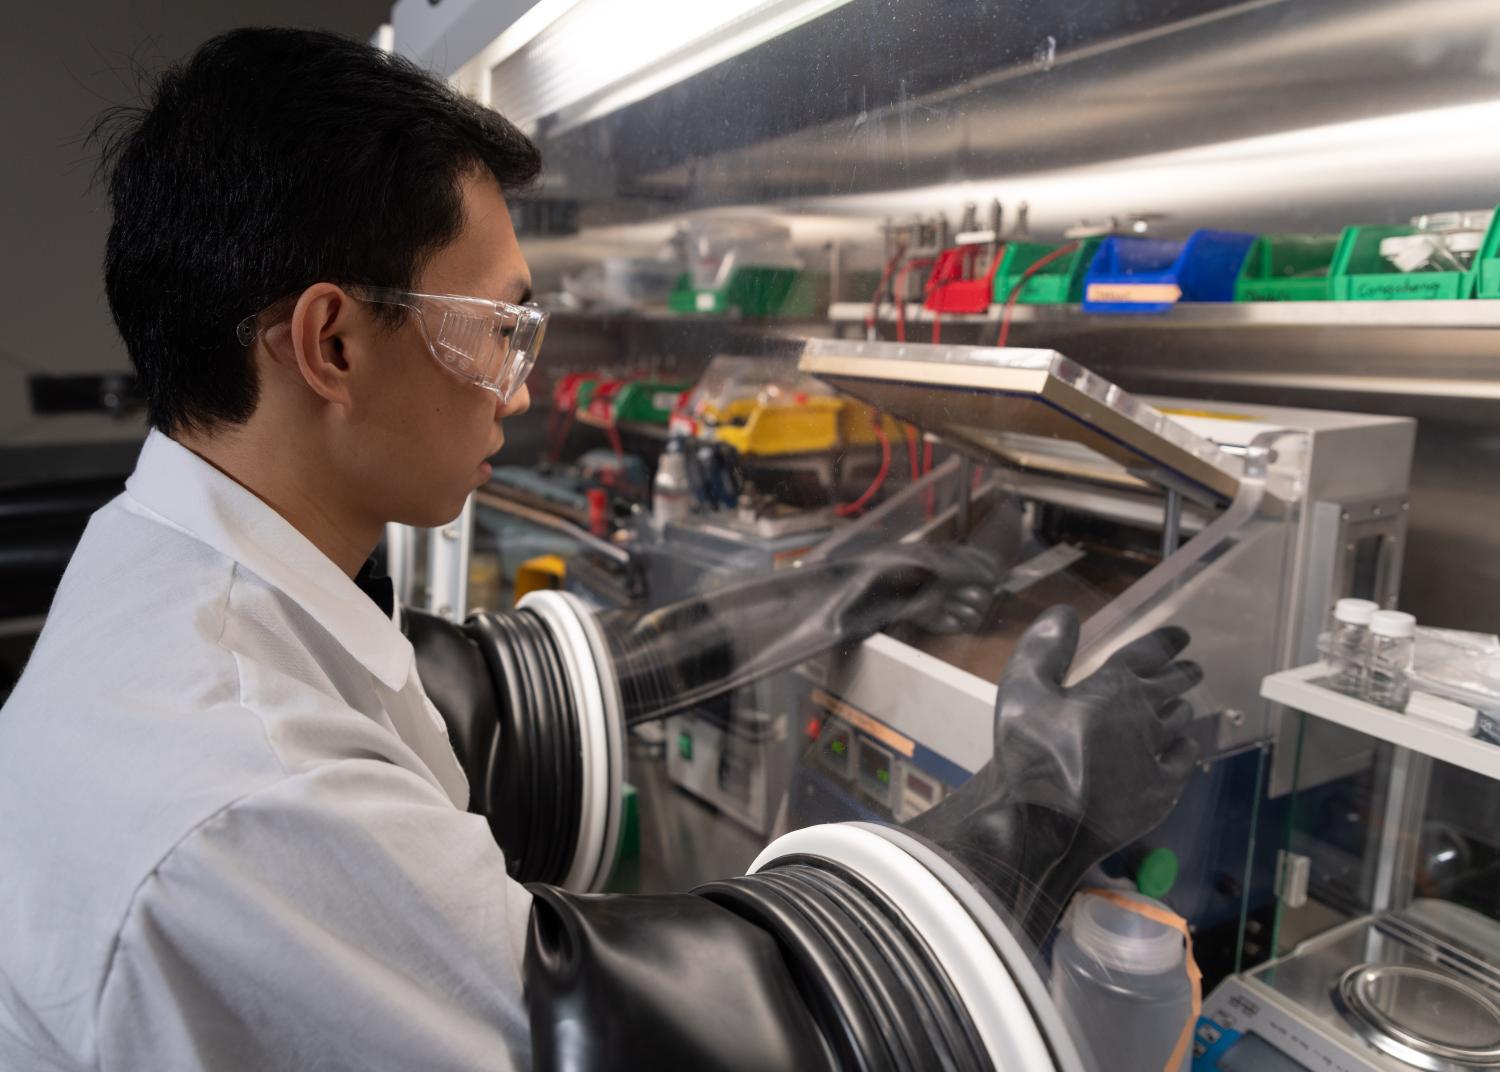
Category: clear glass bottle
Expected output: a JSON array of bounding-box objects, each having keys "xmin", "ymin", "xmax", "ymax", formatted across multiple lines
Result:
[
  {"xmin": 652, "ymin": 438, "xmax": 692, "ymax": 525},
  {"xmin": 1364, "ymin": 610, "xmax": 1417, "ymax": 711},
  {"xmin": 1318, "ymin": 598, "xmax": 1378, "ymax": 697}
]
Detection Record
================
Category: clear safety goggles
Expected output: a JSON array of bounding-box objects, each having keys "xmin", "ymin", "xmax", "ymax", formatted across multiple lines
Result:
[{"xmin": 236, "ymin": 286, "xmax": 548, "ymax": 403}]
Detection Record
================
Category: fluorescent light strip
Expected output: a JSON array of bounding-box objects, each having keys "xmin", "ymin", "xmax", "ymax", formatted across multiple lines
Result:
[
  {"xmin": 473, "ymin": 0, "xmax": 854, "ymax": 131},
  {"xmin": 554, "ymin": 0, "xmax": 856, "ymax": 133}
]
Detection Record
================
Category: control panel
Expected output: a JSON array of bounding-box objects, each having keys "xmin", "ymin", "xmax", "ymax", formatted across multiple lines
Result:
[{"xmin": 802, "ymin": 686, "xmax": 969, "ymax": 823}]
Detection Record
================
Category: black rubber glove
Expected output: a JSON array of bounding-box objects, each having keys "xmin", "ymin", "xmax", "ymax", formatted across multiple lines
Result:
[
  {"xmin": 604, "ymin": 499, "xmax": 1022, "ymax": 724},
  {"xmin": 906, "ymin": 604, "xmax": 1201, "ymax": 945},
  {"xmin": 400, "ymin": 606, "xmax": 501, "ymax": 816},
  {"xmin": 524, "ymin": 887, "xmax": 834, "ymax": 1072}
]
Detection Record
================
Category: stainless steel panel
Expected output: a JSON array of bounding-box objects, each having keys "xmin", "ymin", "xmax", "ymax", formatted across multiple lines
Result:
[
  {"xmin": 799, "ymin": 338, "xmax": 1246, "ymax": 503},
  {"xmin": 509, "ymin": 0, "xmax": 1500, "ymax": 236}
]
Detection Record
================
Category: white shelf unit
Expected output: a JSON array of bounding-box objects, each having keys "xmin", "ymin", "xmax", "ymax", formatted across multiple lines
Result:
[{"xmin": 1261, "ymin": 663, "xmax": 1500, "ymax": 781}]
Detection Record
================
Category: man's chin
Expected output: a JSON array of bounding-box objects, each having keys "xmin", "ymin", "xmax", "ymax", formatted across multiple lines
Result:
[{"xmin": 395, "ymin": 496, "xmax": 471, "ymax": 530}]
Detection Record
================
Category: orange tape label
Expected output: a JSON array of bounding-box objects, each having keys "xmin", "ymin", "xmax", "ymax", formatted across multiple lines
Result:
[
  {"xmin": 811, "ymin": 688, "xmax": 916, "ymax": 758},
  {"xmin": 1086, "ymin": 282, "xmax": 1182, "ymax": 304}
]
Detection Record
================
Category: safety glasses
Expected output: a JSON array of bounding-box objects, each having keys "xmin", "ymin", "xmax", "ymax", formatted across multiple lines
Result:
[{"xmin": 236, "ymin": 286, "xmax": 548, "ymax": 403}]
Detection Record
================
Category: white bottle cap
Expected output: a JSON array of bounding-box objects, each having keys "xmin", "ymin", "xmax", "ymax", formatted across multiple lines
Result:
[
  {"xmin": 1369, "ymin": 610, "xmax": 1416, "ymax": 638},
  {"xmin": 1333, "ymin": 598, "xmax": 1379, "ymax": 626}
]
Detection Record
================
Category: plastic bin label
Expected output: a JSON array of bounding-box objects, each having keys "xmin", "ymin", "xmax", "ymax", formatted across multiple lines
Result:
[
  {"xmin": 1085, "ymin": 282, "xmax": 1182, "ymax": 305},
  {"xmin": 1348, "ymin": 276, "xmax": 1451, "ymax": 300}
]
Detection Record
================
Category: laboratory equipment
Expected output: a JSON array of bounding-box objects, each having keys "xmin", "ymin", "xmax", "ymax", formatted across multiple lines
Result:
[
  {"xmin": 437, "ymin": 339, "xmax": 1415, "ymax": 974},
  {"xmin": 1197, "ymin": 909, "xmax": 1500, "ymax": 1071},
  {"xmin": 1198, "ymin": 614, "xmax": 1500, "ymax": 1069},
  {"xmin": 408, "ymin": 335, "xmax": 1423, "ymax": 1066}
]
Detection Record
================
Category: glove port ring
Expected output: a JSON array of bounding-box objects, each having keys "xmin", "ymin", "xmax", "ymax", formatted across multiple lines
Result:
[{"xmin": 748, "ymin": 823, "xmax": 1066, "ymax": 1072}]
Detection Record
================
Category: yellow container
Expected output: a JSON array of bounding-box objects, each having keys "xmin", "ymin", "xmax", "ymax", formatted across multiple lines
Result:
[
  {"xmin": 513, "ymin": 554, "xmax": 567, "ymax": 602},
  {"xmin": 840, "ymin": 403, "xmax": 908, "ymax": 448},
  {"xmin": 713, "ymin": 396, "xmax": 844, "ymax": 456}
]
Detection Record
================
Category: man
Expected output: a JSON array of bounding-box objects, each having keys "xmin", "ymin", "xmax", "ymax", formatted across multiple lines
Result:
[{"xmin": 0, "ymin": 28, "xmax": 1199, "ymax": 1071}]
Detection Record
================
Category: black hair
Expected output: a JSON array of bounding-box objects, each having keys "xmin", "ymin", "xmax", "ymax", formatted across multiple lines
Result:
[{"xmin": 93, "ymin": 27, "xmax": 541, "ymax": 434}]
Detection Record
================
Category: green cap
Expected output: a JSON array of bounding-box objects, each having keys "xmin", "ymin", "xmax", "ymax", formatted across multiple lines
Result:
[{"xmin": 1135, "ymin": 847, "xmax": 1180, "ymax": 899}]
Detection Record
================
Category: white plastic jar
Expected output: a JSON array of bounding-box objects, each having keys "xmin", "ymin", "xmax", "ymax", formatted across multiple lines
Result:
[{"xmin": 1049, "ymin": 891, "xmax": 1193, "ymax": 1072}]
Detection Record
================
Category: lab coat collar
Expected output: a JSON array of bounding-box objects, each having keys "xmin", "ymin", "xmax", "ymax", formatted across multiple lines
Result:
[{"xmin": 125, "ymin": 430, "xmax": 415, "ymax": 692}]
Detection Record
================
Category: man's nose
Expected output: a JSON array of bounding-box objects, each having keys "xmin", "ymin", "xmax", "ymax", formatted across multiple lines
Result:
[{"xmin": 498, "ymin": 381, "xmax": 531, "ymax": 419}]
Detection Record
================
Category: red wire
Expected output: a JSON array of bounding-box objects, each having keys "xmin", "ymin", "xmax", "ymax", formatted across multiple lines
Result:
[
  {"xmin": 930, "ymin": 312, "xmax": 942, "ymax": 344},
  {"xmin": 835, "ymin": 415, "xmax": 892, "ymax": 517},
  {"xmin": 997, "ymin": 242, "xmax": 1079, "ymax": 348},
  {"xmin": 606, "ymin": 421, "xmax": 624, "ymax": 457}
]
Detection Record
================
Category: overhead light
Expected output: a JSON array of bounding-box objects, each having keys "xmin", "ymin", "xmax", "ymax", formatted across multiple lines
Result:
[
  {"xmin": 801, "ymin": 97, "xmax": 1500, "ymax": 234},
  {"xmin": 468, "ymin": 0, "xmax": 855, "ymax": 133}
]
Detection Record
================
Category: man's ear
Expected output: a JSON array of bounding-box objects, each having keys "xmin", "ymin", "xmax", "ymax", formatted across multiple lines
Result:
[{"xmin": 286, "ymin": 283, "xmax": 357, "ymax": 409}]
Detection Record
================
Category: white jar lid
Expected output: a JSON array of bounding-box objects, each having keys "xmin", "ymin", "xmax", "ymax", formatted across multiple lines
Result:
[
  {"xmin": 1068, "ymin": 892, "xmax": 1184, "ymax": 976},
  {"xmin": 1370, "ymin": 610, "xmax": 1416, "ymax": 638},
  {"xmin": 1334, "ymin": 598, "xmax": 1379, "ymax": 625}
]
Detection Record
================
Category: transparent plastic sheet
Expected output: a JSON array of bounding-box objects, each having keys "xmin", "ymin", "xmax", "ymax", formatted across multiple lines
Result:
[
  {"xmin": 597, "ymin": 474, "xmax": 1023, "ymax": 726},
  {"xmin": 1410, "ymin": 626, "xmax": 1500, "ymax": 712},
  {"xmin": 586, "ymin": 453, "xmax": 1207, "ymax": 934}
]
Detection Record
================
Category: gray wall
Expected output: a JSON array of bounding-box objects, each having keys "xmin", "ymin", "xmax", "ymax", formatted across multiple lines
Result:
[{"xmin": 0, "ymin": 0, "xmax": 391, "ymax": 456}]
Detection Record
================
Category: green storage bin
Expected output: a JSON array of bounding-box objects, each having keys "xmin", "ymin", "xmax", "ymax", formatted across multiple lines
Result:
[
  {"xmin": 1234, "ymin": 234, "xmax": 1341, "ymax": 302},
  {"xmin": 1472, "ymin": 210, "xmax": 1500, "ymax": 298},
  {"xmin": 572, "ymin": 378, "xmax": 603, "ymax": 410},
  {"xmin": 991, "ymin": 238, "xmax": 1102, "ymax": 304},
  {"xmin": 1331, "ymin": 224, "xmax": 1479, "ymax": 301},
  {"xmin": 668, "ymin": 267, "xmax": 817, "ymax": 318},
  {"xmin": 609, "ymin": 380, "xmax": 692, "ymax": 425}
]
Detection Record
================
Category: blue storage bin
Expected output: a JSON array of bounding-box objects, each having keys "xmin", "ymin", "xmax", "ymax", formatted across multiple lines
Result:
[{"xmin": 1082, "ymin": 230, "xmax": 1256, "ymax": 314}]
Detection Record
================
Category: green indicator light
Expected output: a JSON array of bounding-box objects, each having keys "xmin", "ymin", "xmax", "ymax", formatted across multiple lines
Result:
[
  {"xmin": 877, "ymin": 769, "xmax": 890, "ymax": 785},
  {"xmin": 831, "ymin": 739, "xmax": 846, "ymax": 755},
  {"xmin": 677, "ymin": 733, "xmax": 693, "ymax": 761}
]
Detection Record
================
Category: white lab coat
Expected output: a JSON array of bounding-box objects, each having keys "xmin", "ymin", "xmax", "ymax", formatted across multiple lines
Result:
[{"xmin": 0, "ymin": 430, "xmax": 533, "ymax": 1071}]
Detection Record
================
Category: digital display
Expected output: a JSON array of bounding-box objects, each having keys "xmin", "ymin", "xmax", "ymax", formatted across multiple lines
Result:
[
  {"xmin": 1214, "ymin": 1034, "xmax": 1305, "ymax": 1072},
  {"xmin": 905, "ymin": 772, "xmax": 934, "ymax": 802},
  {"xmin": 858, "ymin": 740, "xmax": 893, "ymax": 802}
]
